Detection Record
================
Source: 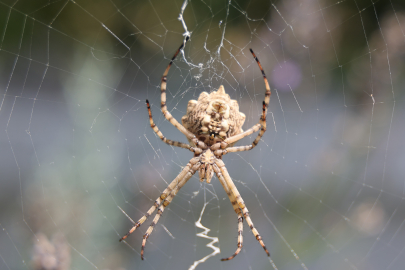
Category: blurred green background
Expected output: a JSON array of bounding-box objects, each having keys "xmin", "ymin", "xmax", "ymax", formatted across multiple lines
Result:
[{"xmin": 1, "ymin": 0, "xmax": 405, "ymax": 269}]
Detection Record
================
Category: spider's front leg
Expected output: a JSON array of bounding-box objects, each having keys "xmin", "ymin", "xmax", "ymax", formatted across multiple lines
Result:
[
  {"xmin": 213, "ymin": 164, "xmax": 244, "ymax": 261},
  {"xmin": 215, "ymin": 159, "xmax": 270, "ymax": 258},
  {"xmin": 141, "ymin": 158, "xmax": 201, "ymax": 260},
  {"xmin": 119, "ymin": 158, "xmax": 197, "ymax": 242}
]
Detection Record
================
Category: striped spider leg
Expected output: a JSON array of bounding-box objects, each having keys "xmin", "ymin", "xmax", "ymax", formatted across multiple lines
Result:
[
  {"xmin": 119, "ymin": 40, "xmax": 272, "ymax": 261},
  {"xmin": 119, "ymin": 160, "xmax": 193, "ymax": 242},
  {"xmin": 212, "ymin": 164, "xmax": 245, "ymax": 261},
  {"xmin": 211, "ymin": 49, "xmax": 270, "ymax": 155},
  {"xmin": 160, "ymin": 36, "xmax": 207, "ymax": 150},
  {"xmin": 140, "ymin": 157, "xmax": 201, "ymax": 260},
  {"xmin": 214, "ymin": 160, "xmax": 270, "ymax": 259},
  {"xmin": 209, "ymin": 49, "xmax": 271, "ymax": 259}
]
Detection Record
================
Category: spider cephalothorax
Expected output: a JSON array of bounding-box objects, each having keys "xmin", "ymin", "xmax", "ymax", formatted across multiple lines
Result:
[
  {"xmin": 181, "ymin": 85, "xmax": 246, "ymax": 146},
  {"xmin": 198, "ymin": 149, "xmax": 215, "ymax": 183},
  {"xmin": 119, "ymin": 39, "xmax": 271, "ymax": 261}
]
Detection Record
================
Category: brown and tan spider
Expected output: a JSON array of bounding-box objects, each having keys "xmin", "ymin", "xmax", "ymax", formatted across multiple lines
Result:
[{"xmin": 119, "ymin": 37, "xmax": 271, "ymax": 261}]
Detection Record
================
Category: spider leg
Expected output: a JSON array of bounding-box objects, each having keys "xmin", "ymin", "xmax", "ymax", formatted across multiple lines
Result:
[
  {"xmin": 213, "ymin": 164, "xmax": 244, "ymax": 261},
  {"xmin": 119, "ymin": 158, "xmax": 196, "ymax": 242},
  {"xmin": 215, "ymin": 159, "xmax": 270, "ymax": 257},
  {"xmin": 211, "ymin": 49, "xmax": 270, "ymax": 152},
  {"xmin": 250, "ymin": 49, "xmax": 271, "ymax": 108},
  {"xmin": 217, "ymin": 102, "xmax": 267, "ymax": 155},
  {"xmin": 146, "ymin": 100, "xmax": 201, "ymax": 154},
  {"xmin": 160, "ymin": 38, "xmax": 207, "ymax": 150},
  {"xmin": 141, "ymin": 161, "xmax": 200, "ymax": 260}
]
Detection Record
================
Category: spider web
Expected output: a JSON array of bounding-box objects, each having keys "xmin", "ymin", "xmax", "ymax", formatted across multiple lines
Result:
[{"xmin": 1, "ymin": 0, "xmax": 405, "ymax": 269}]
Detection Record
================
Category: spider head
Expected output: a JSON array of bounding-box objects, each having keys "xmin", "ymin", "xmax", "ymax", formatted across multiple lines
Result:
[
  {"xmin": 182, "ymin": 85, "xmax": 246, "ymax": 146},
  {"xmin": 198, "ymin": 149, "xmax": 215, "ymax": 183}
]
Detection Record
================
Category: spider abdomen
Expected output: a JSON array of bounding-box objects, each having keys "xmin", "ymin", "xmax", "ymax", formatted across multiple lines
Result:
[{"xmin": 181, "ymin": 85, "xmax": 246, "ymax": 146}]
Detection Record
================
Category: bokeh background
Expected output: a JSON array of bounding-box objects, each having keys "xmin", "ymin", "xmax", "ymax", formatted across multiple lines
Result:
[{"xmin": 1, "ymin": 0, "xmax": 405, "ymax": 269}]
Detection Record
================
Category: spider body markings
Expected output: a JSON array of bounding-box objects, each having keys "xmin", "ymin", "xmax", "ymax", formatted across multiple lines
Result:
[{"xmin": 119, "ymin": 39, "xmax": 271, "ymax": 261}]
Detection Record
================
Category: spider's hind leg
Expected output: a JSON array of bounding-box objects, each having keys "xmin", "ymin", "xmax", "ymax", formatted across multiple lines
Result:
[{"xmin": 146, "ymin": 99, "xmax": 200, "ymax": 153}]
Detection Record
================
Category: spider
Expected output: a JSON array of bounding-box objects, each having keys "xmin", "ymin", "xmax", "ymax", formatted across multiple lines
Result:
[{"xmin": 119, "ymin": 37, "xmax": 271, "ymax": 261}]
